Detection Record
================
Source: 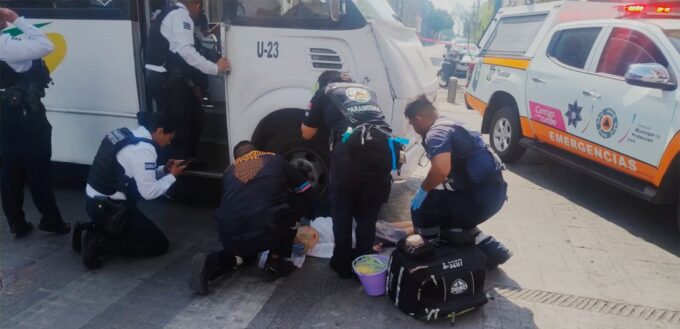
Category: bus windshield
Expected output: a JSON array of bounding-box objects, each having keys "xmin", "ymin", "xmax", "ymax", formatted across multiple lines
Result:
[
  {"xmin": 666, "ymin": 30, "xmax": 680, "ymax": 55},
  {"xmin": 237, "ymin": 0, "xmax": 330, "ymax": 19},
  {"xmin": 352, "ymin": 0, "xmax": 402, "ymax": 24}
]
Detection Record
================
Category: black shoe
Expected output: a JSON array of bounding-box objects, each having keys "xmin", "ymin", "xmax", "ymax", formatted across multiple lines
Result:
[
  {"xmin": 189, "ymin": 252, "xmax": 221, "ymax": 294},
  {"xmin": 477, "ymin": 235, "xmax": 513, "ymax": 270},
  {"xmin": 71, "ymin": 222, "xmax": 93, "ymax": 252},
  {"xmin": 39, "ymin": 221, "xmax": 71, "ymax": 234},
  {"xmin": 329, "ymin": 259, "xmax": 354, "ymax": 280},
  {"xmin": 10, "ymin": 222, "xmax": 34, "ymax": 238},
  {"xmin": 81, "ymin": 229, "xmax": 103, "ymax": 270},
  {"xmin": 263, "ymin": 257, "xmax": 296, "ymax": 282}
]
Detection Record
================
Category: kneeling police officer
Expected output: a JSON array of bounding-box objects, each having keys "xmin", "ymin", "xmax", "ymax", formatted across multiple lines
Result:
[
  {"xmin": 190, "ymin": 141, "xmax": 317, "ymax": 294},
  {"xmin": 405, "ymin": 95, "xmax": 512, "ymax": 270},
  {"xmin": 1, "ymin": 7, "xmax": 70, "ymax": 238},
  {"xmin": 74, "ymin": 113, "xmax": 186, "ymax": 269}
]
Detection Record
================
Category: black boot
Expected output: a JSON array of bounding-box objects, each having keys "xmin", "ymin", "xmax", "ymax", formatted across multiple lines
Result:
[
  {"xmin": 71, "ymin": 221, "xmax": 93, "ymax": 252},
  {"xmin": 263, "ymin": 256, "xmax": 296, "ymax": 282},
  {"xmin": 81, "ymin": 229, "xmax": 104, "ymax": 269},
  {"xmin": 329, "ymin": 258, "xmax": 353, "ymax": 280},
  {"xmin": 10, "ymin": 221, "xmax": 34, "ymax": 238},
  {"xmin": 473, "ymin": 230, "xmax": 512, "ymax": 270},
  {"xmin": 189, "ymin": 251, "xmax": 237, "ymax": 294},
  {"xmin": 39, "ymin": 220, "xmax": 71, "ymax": 234}
]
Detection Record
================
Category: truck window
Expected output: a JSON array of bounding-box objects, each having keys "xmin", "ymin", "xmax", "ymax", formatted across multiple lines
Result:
[
  {"xmin": 597, "ymin": 28, "xmax": 669, "ymax": 77},
  {"xmin": 547, "ymin": 27, "xmax": 601, "ymax": 70},
  {"xmin": 484, "ymin": 14, "xmax": 547, "ymax": 56},
  {"xmin": 236, "ymin": 0, "xmax": 329, "ymax": 19}
]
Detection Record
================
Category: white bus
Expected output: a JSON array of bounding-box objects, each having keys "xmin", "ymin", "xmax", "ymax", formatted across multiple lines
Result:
[{"xmin": 1, "ymin": 0, "xmax": 436, "ymax": 195}]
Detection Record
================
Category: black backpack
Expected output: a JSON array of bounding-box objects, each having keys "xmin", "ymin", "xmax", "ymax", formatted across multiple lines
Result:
[{"xmin": 386, "ymin": 239, "xmax": 488, "ymax": 323}]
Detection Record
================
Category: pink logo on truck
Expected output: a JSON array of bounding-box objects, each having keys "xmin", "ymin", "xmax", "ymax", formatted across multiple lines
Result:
[{"xmin": 530, "ymin": 101, "xmax": 566, "ymax": 131}]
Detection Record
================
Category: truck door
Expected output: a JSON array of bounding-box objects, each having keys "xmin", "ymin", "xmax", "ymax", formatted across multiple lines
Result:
[
  {"xmin": 526, "ymin": 27, "xmax": 603, "ymax": 143},
  {"xmin": 576, "ymin": 26, "xmax": 678, "ymax": 182}
]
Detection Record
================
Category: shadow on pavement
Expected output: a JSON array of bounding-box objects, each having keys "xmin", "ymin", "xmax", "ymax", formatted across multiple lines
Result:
[{"xmin": 507, "ymin": 149, "xmax": 679, "ymax": 256}]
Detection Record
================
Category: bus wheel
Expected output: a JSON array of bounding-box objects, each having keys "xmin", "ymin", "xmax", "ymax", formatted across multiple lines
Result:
[
  {"xmin": 490, "ymin": 105, "xmax": 526, "ymax": 163},
  {"xmin": 266, "ymin": 129, "xmax": 331, "ymax": 214}
]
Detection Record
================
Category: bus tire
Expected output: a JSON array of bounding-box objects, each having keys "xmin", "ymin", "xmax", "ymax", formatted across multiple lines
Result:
[
  {"xmin": 266, "ymin": 129, "xmax": 331, "ymax": 216},
  {"xmin": 490, "ymin": 105, "xmax": 526, "ymax": 163}
]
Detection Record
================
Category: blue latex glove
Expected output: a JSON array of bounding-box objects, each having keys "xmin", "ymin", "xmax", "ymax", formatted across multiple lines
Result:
[{"xmin": 411, "ymin": 187, "xmax": 428, "ymax": 210}]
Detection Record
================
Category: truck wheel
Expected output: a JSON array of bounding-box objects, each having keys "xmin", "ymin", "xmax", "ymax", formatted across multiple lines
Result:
[
  {"xmin": 266, "ymin": 129, "xmax": 331, "ymax": 216},
  {"xmin": 490, "ymin": 105, "xmax": 526, "ymax": 163},
  {"xmin": 438, "ymin": 70, "xmax": 449, "ymax": 88}
]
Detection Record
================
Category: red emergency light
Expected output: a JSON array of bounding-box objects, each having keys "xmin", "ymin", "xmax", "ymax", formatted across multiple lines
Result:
[{"xmin": 622, "ymin": 3, "xmax": 674, "ymax": 16}]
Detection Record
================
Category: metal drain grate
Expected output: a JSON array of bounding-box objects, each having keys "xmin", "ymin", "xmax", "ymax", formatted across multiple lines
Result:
[{"xmin": 491, "ymin": 286, "xmax": 680, "ymax": 324}]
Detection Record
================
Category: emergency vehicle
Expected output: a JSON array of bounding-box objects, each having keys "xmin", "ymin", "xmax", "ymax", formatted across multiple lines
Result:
[
  {"xmin": 0, "ymin": 0, "xmax": 436, "ymax": 196},
  {"xmin": 465, "ymin": 1, "xmax": 680, "ymax": 230}
]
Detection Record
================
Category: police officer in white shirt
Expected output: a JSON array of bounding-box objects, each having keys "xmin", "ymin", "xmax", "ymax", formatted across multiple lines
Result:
[
  {"xmin": 0, "ymin": 7, "xmax": 71, "ymax": 238},
  {"xmin": 144, "ymin": 0, "xmax": 230, "ymax": 160},
  {"xmin": 76, "ymin": 113, "xmax": 187, "ymax": 269}
]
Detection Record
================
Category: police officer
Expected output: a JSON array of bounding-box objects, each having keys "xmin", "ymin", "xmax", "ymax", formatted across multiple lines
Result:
[
  {"xmin": 405, "ymin": 95, "xmax": 512, "ymax": 269},
  {"xmin": 0, "ymin": 7, "xmax": 70, "ymax": 238},
  {"xmin": 75, "ymin": 113, "xmax": 186, "ymax": 269},
  {"xmin": 301, "ymin": 71, "xmax": 393, "ymax": 279},
  {"xmin": 144, "ymin": 0, "xmax": 230, "ymax": 159},
  {"xmin": 190, "ymin": 141, "xmax": 317, "ymax": 293}
]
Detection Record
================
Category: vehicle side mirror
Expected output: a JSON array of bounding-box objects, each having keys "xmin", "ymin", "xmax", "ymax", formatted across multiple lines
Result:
[
  {"xmin": 330, "ymin": 0, "xmax": 346, "ymax": 22},
  {"xmin": 624, "ymin": 63, "xmax": 677, "ymax": 91}
]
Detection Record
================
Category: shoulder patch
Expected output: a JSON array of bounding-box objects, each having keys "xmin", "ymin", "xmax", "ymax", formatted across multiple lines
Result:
[
  {"xmin": 183, "ymin": 21, "xmax": 191, "ymax": 30},
  {"xmin": 145, "ymin": 162, "xmax": 157, "ymax": 170}
]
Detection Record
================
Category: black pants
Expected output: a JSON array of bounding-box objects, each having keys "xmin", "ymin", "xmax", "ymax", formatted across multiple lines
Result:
[
  {"xmin": 85, "ymin": 197, "xmax": 169, "ymax": 257},
  {"xmin": 1, "ymin": 107, "xmax": 63, "ymax": 228},
  {"xmin": 411, "ymin": 171, "xmax": 507, "ymax": 236},
  {"xmin": 145, "ymin": 70, "xmax": 169, "ymax": 113},
  {"xmin": 214, "ymin": 195, "xmax": 306, "ymax": 270},
  {"xmin": 329, "ymin": 143, "xmax": 391, "ymax": 266},
  {"xmin": 146, "ymin": 71, "xmax": 204, "ymax": 160}
]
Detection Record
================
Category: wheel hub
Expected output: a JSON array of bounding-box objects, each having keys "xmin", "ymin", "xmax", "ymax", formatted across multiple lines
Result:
[{"xmin": 493, "ymin": 118, "xmax": 512, "ymax": 152}]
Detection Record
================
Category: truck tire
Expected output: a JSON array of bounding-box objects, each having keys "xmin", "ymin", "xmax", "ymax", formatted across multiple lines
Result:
[
  {"xmin": 438, "ymin": 70, "xmax": 449, "ymax": 88},
  {"xmin": 489, "ymin": 105, "xmax": 526, "ymax": 163},
  {"xmin": 266, "ymin": 129, "xmax": 331, "ymax": 216}
]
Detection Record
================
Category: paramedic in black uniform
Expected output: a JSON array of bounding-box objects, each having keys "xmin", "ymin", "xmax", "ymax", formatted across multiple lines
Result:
[
  {"xmin": 405, "ymin": 95, "xmax": 512, "ymax": 269},
  {"xmin": 189, "ymin": 141, "xmax": 317, "ymax": 294},
  {"xmin": 0, "ymin": 7, "xmax": 70, "ymax": 238},
  {"xmin": 300, "ymin": 71, "xmax": 392, "ymax": 279},
  {"xmin": 78, "ymin": 113, "xmax": 186, "ymax": 269},
  {"xmin": 144, "ymin": 0, "xmax": 230, "ymax": 159}
]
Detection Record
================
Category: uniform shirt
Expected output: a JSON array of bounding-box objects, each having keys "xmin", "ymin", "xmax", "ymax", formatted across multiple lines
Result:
[
  {"xmin": 215, "ymin": 151, "xmax": 313, "ymax": 235},
  {"xmin": 0, "ymin": 17, "xmax": 54, "ymax": 72},
  {"xmin": 303, "ymin": 88, "xmax": 351, "ymax": 134},
  {"xmin": 86, "ymin": 126, "xmax": 176, "ymax": 201},
  {"xmin": 424, "ymin": 118, "xmax": 496, "ymax": 185},
  {"xmin": 144, "ymin": 2, "xmax": 218, "ymax": 75}
]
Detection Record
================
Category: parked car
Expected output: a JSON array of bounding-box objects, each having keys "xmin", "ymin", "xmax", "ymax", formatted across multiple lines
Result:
[{"xmin": 465, "ymin": 1, "xmax": 680, "ymax": 232}]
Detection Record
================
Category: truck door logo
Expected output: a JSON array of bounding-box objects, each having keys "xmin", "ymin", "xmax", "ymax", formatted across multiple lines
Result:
[
  {"xmin": 257, "ymin": 41, "xmax": 279, "ymax": 58},
  {"xmin": 565, "ymin": 101, "xmax": 583, "ymax": 128},
  {"xmin": 597, "ymin": 108, "xmax": 618, "ymax": 139}
]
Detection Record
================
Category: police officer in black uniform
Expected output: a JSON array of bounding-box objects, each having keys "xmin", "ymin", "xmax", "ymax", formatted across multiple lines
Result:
[
  {"xmin": 144, "ymin": 0, "xmax": 230, "ymax": 159},
  {"xmin": 190, "ymin": 141, "xmax": 317, "ymax": 293},
  {"xmin": 405, "ymin": 95, "xmax": 512, "ymax": 270},
  {"xmin": 0, "ymin": 7, "xmax": 70, "ymax": 238},
  {"xmin": 76, "ymin": 113, "xmax": 186, "ymax": 269},
  {"xmin": 301, "ymin": 71, "xmax": 393, "ymax": 279}
]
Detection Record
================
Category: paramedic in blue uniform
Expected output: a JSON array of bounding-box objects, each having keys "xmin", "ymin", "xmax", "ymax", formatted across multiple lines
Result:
[
  {"xmin": 405, "ymin": 95, "xmax": 512, "ymax": 269},
  {"xmin": 144, "ymin": 0, "xmax": 230, "ymax": 159},
  {"xmin": 77, "ymin": 113, "xmax": 186, "ymax": 269},
  {"xmin": 190, "ymin": 141, "xmax": 317, "ymax": 294},
  {"xmin": 301, "ymin": 71, "xmax": 392, "ymax": 279},
  {"xmin": 0, "ymin": 7, "xmax": 71, "ymax": 238}
]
